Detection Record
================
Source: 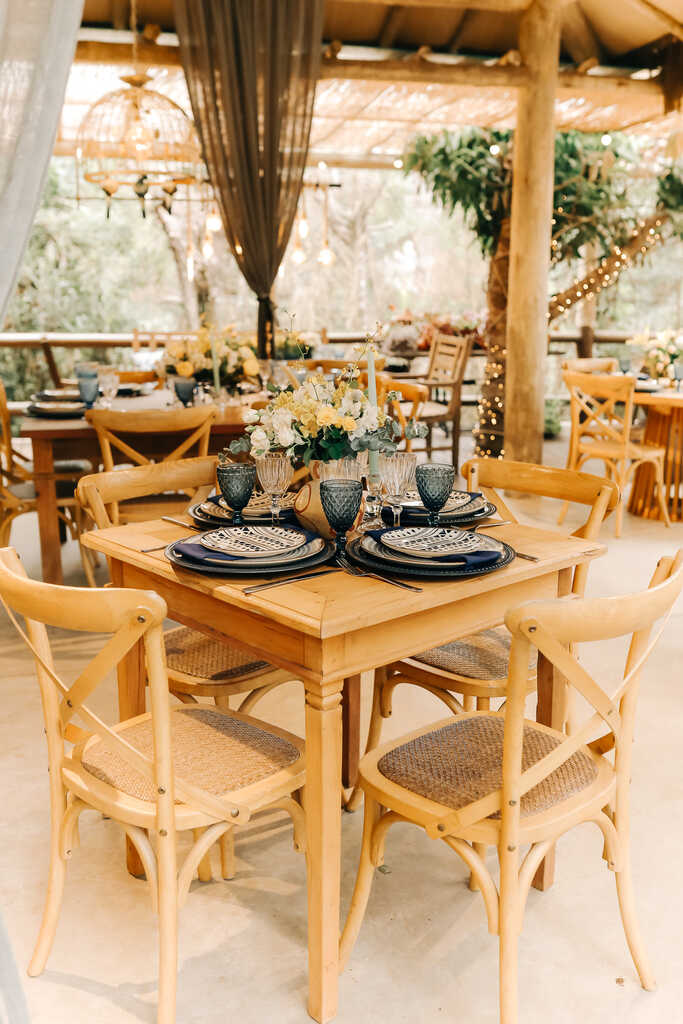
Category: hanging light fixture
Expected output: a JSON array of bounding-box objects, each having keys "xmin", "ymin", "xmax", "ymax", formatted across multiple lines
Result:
[{"xmin": 75, "ymin": 0, "xmax": 202, "ymax": 216}]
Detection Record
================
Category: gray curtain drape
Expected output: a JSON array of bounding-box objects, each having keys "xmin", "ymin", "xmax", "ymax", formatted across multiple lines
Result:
[{"xmin": 174, "ymin": 0, "xmax": 324, "ymax": 356}]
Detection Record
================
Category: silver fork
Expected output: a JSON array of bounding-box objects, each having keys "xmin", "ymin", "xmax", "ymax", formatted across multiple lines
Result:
[{"xmin": 337, "ymin": 554, "xmax": 423, "ymax": 593}]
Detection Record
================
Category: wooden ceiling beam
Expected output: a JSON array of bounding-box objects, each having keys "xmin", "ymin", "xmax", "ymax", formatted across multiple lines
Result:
[
  {"xmin": 320, "ymin": 53, "xmax": 664, "ymax": 98},
  {"xmin": 561, "ymin": 2, "xmax": 602, "ymax": 63},
  {"xmin": 379, "ymin": 6, "xmax": 409, "ymax": 47},
  {"xmin": 75, "ymin": 37, "xmax": 181, "ymax": 66}
]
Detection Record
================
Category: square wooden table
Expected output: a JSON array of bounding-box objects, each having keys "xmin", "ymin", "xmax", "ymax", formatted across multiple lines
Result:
[{"xmin": 83, "ymin": 519, "xmax": 604, "ymax": 1023}]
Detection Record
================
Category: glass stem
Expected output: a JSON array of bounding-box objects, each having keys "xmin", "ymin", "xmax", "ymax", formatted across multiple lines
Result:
[{"xmin": 271, "ymin": 494, "xmax": 280, "ymax": 525}]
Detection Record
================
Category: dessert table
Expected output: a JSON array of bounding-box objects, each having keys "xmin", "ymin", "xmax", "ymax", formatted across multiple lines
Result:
[
  {"xmin": 82, "ymin": 517, "xmax": 604, "ymax": 1023},
  {"xmin": 18, "ymin": 392, "xmax": 253, "ymax": 584},
  {"xmin": 629, "ymin": 389, "xmax": 683, "ymax": 522}
]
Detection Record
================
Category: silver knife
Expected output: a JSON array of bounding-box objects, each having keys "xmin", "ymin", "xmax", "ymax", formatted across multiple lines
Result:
[{"xmin": 242, "ymin": 568, "xmax": 340, "ymax": 594}]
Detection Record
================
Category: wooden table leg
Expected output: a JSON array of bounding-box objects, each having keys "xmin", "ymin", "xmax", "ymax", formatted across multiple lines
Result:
[
  {"xmin": 305, "ymin": 678, "xmax": 343, "ymax": 1024},
  {"xmin": 341, "ymin": 674, "xmax": 361, "ymax": 790},
  {"xmin": 111, "ymin": 559, "xmax": 147, "ymax": 878},
  {"xmin": 532, "ymin": 567, "xmax": 572, "ymax": 891},
  {"xmin": 31, "ymin": 437, "xmax": 63, "ymax": 585}
]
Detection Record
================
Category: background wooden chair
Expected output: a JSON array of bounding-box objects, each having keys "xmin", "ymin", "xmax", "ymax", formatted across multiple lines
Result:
[
  {"xmin": 85, "ymin": 405, "xmax": 216, "ymax": 525},
  {"xmin": 116, "ymin": 369, "xmax": 162, "ymax": 387},
  {"xmin": 406, "ymin": 332, "xmax": 472, "ymax": 466},
  {"xmin": 384, "ymin": 379, "xmax": 429, "ymax": 450},
  {"xmin": 0, "ymin": 547, "xmax": 306, "ymax": 1024},
  {"xmin": 340, "ymin": 550, "xmax": 683, "ymax": 1024},
  {"xmin": 346, "ymin": 460, "xmax": 619, "ymax": 827},
  {"xmin": 561, "ymin": 357, "xmax": 618, "ymax": 374},
  {"xmin": 0, "ymin": 380, "xmax": 92, "ymax": 574},
  {"xmin": 561, "ymin": 370, "xmax": 670, "ymax": 536}
]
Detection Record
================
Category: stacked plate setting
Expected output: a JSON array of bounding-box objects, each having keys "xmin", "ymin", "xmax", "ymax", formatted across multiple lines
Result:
[
  {"xmin": 346, "ymin": 524, "xmax": 515, "ymax": 580},
  {"xmin": 165, "ymin": 523, "xmax": 334, "ymax": 577},
  {"xmin": 380, "ymin": 489, "xmax": 497, "ymax": 527},
  {"xmin": 188, "ymin": 491, "xmax": 297, "ymax": 527}
]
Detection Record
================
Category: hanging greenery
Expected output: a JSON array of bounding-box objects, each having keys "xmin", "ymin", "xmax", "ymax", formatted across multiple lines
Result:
[{"xmin": 404, "ymin": 128, "xmax": 682, "ymax": 458}]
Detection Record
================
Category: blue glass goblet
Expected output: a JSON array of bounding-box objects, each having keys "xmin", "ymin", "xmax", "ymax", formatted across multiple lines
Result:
[
  {"xmin": 415, "ymin": 463, "xmax": 456, "ymax": 527},
  {"xmin": 216, "ymin": 462, "xmax": 256, "ymax": 526},
  {"xmin": 78, "ymin": 376, "xmax": 99, "ymax": 408},
  {"xmin": 320, "ymin": 479, "xmax": 363, "ymax": 558},
  {"xmin": 174, "ymin": 376, "xmax": 196, "ymax": 407}
]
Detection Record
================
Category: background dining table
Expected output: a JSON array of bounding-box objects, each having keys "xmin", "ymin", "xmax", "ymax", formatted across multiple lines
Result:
[
  {"xmin": 17, "ymin": 390, "xmax": 255, "ymax": 584},
  {"xmin": 82, "ymin": 515, "xmax": 605, "ymax": 1024},
  {"xmin": 630, "ymin": 389, "xmax": 683, "ymax": 522}
]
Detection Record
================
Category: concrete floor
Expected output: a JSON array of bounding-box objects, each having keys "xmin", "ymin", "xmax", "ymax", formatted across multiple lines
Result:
[{"xmin": 1, "ymin": 433, "xmax": 682, "ymax": 1024}]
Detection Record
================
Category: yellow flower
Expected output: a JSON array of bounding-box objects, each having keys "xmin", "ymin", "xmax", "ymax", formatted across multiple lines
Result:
[
  {"xmin": 317, "ymin": 406, "xmax": 336, "ymax": 428},
  {"xmin": 342, "ymin": 416, "xmax": 356, "ymax": 432},
  {"xmin": 175, "ymin": 360, "xmax": 195, "ymax": 378},
  {"xmin": 166, "ymin": 340, "xmax": 186, "ymax": 360},
  {"xmin": 243, "ymin": 357, "xmax": 260, "ymax": 377}
]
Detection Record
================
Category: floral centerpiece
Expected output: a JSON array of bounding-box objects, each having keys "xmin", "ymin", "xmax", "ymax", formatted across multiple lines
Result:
[
  {"xmin": 231, "ymin": 365, "xmax": 402, "ymax": 464},
  {"xmin": 160, "ymin": 325, "xmax": 260, "ymax": 393},
  {"xmin": 626, "ymin": 329, "xmax": 683, "ymax": 381}
]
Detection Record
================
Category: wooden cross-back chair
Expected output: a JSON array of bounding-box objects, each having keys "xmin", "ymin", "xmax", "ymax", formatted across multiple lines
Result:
[
  {"xmin": 560, "ymin": 371, "xmax": 670, "ymax": 536},
  {"xmin": 346, "ymin": 460, "xmax": 619, "ymax": 823},
  {"xmin": 561, "ymin": 356, "xmax": 618, "ymax": 374},
  {"xmin": 384, "ymin": 379, "xmax": 429, "ymax": 451},
  {"xmin": 85, "ymin": 405, "xmax": 216, "ymax": 526},
  {"xmin": 116, "ymin": 369, "xmax": 162, "ymax": 387},
  {"xmin": 0, "ymin": 547, "xmax": 306, "ymax": 1024},
  {"xmin": 341, "ymin": 550, "xmax": 683, "ymax": 1024},
  {"xmin": 408, "ymin": 332, "xmax": 472, "ymax": 466},
  {"xmin": 0, "ymin": 380, "xmax": 93, "ymax": 574}
]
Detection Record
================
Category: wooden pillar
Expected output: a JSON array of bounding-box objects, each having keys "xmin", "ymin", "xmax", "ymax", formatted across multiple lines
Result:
[{"xmin": 504, "ymin": 0, "xmax": 561, "ymax": 463}]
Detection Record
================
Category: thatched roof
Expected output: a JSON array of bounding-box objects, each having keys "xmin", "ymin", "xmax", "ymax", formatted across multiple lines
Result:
[{"xmin": 69, "ymin": 1, "xmax": 683, "ymax": 166}]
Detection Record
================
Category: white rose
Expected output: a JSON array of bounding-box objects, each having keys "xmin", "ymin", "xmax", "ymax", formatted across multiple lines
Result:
[
  {"xmin": 250, "ymin": 427, "xmax": 270, "ymax": 455},
  {"xmin": 243, "ymin": 408, "xmax": 260, "ymax": 424},
  {"xmin": 275, "ymin": 425, "xmax": 295, "ymax": 447}
]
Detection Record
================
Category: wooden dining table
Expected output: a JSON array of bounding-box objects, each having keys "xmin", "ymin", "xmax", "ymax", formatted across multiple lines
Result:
[
  {"xmin": 629, "ymin": 389, "xmax": 683, "ymax": 522},
  {"xmin": 17, "ymin": 391, "xmax": 253, "ymax": 584},
  {"xmin": 82, "ymin": 517, "xmax": 604, "ymax": 1023}
]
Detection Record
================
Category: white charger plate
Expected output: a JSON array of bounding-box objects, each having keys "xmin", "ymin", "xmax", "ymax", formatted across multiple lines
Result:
[
  {"xmin": 198, "ymin": 525, "xmax": 308, "ymax": 558},
  {"xmin": 380, "ymin": 526, "xmax": 489, "ymax": 559}
]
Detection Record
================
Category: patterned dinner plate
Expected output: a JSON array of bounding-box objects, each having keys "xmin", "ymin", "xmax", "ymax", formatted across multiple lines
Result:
[
  {"xmin": 380, "ymin": 526, "xmax": 491, "ymax": 559},
  {"xmin": 346, "ymin": 535, "xmax": 515, "ymax": 580},
  {"xmin": 165, "ymin": 539, "xmax": 335, "ymax": 577},
  {"xmin": 198, "ymin": 525, "xmax": 308, "ymax": 558},
  {"xmin": 190, "ymin": 534, "xmax": 324, "ymax": 568},
  {"xmin": 381, "ymin": 499, "xmax": 497, "ymax": 527},
  {"xmin": 361, "ymin": 532, "xmax": 505, "ymax": 569},
  {"xmin": 27, "ymin": 402, "xmax": 86, "ymax": 418},
  {"xmin": 401, "ymin": 489, "xmax": 474, "ymax": 512}
]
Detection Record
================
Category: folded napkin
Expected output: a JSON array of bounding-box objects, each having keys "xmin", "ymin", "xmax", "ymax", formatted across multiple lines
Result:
[
  {"xmin": 173, "ymin": 527, "xmax": 318, "ymax": 565},
  {"xmin": 365, "ymin": 529, "xmax": 502, "ymax": 567}
]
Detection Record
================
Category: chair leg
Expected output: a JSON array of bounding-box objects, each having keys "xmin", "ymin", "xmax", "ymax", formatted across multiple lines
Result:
[
  {"xmin": 339, "ymin": 795, "xmax": 381, "ymax": 972},
  {"xmin": 498, "ymin": 846, "xmax": 520, "ymax": 1024},
  {"xmin": 614, "ymin": 462, "xmax": 627, "ymax": 537},
  {"xmin": 615, "ymin": 841, "xmax": 656, "ymax": 990},
  {"xmin": 451, "ymin": 405, "xmax": 462, "ymax": 470},
  {"xmin": 345, "ymin": 668, "xmax": 386, "ymax": 813},
  {"xmin": 193, "ymin": 828, "xmax": 213, "ymax": 882},
  {"xmin": 426, "ymin": 423, "xmax": 433, "ymax": 458},
  {"xmin": 156, "ymin": 828, "xmax": 178, "ymax": 1023},
  {"xmin": 653, "ymin": 458, "xmax": 671, "ymax": 528},
  {"xmin": 213, "ymin": 694, "xmax": 231, "ymax": 711},
  {"xmin": 220, "ymin": 830, "xmax": 235, "ymax": 880},
  {"xmin": 27, "ymin": 816, "xmax": 67, "ymax": 976}
]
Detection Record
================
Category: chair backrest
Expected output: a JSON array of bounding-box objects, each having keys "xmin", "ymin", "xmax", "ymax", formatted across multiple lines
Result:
[
  {"xmin": 461, "ymin": 458, "xmax": 619, "ymax": 594},
  {"xmin": 562, "ymin": 357, "xmax": 618, "ymax": 374},
  {"xmin": 116, "ymin": 370, "xmax": 161, "ymax": 387},
  {"xmin": 384, "ymin": 379, "xmax": 429, "ymax": 450},
  {"xmin": 77, "ymin": 455, "xmax": 218, "ymax": 531},
  {"xmin": 427, "ymin": 550, "xmax": 683, "ymax": 844},
  {"xmin": 424, "ymin": 333, "xmax": 472, "ymax": 415},
  {"xmin": 0, "ymin": 546, "xmax": 250, "ymax": 825},
  {"xmin": 562, "ymin": 370, "xmax": 636, "ymax": 454}
]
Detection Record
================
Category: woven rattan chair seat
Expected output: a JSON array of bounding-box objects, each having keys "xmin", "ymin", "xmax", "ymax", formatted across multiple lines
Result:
[
  {"xmin": 413, "ymin": 626, "xmax": 535, "ymax": 681},
  {"xmin": 164, "ymin": 626, "xmax": 270, "ymax": 682},
  {"xmin": 377, "ymin": 714, "xmax": 598, "ymax": 818},
  {"xmin": 81, "ymin": 707, "xmax": 301, "ymax": 803}
]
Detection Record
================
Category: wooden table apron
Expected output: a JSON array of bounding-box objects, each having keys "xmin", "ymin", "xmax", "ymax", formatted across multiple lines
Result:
[
  {"xmin": 629, "ymin": 391, "xmax": 683, "ymax": 522},
  {"xmin": 20, "ymin": 410, "xmax": 249, "ymax": 585},
  {"xmin": 83, "ymin": 521, "xmax": 602, "ymax": 1024}
]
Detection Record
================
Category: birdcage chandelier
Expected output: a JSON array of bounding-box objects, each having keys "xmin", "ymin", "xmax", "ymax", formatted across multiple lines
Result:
[{"xmin": 75, "ymin": 1, "xmax": 202, "ymax": 217}]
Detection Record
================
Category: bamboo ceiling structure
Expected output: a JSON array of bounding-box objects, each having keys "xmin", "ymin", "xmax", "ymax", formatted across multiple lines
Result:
[{"xmin": 66, "ymin": 0, "xmax": 683, "ymax": 167}]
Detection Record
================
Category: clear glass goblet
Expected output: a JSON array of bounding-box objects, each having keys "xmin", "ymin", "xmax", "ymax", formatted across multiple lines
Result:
[
  {"xmin": 255, "ymin": 452, "xmax": 294, "ymax": 524},
  {"xmin": 320, "ymin": 479, "xmax": 363, "ymax": 558},
  {"xmin": 216, "ymin": 462, "xmax": 256, "ymax": 526},
  {"xmin": 379, "ymin": 451, "xmax": 417, "ymax": 528},
  {"xmin": 415, "ymin": 462, "xmax": 455, "ymax": 527},
  {"xmin": 98, "ymin": 370, "xmax": 119, "ymax": 407}
]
